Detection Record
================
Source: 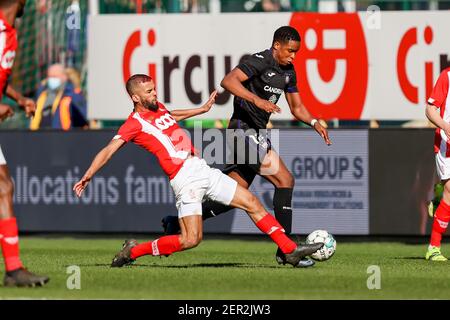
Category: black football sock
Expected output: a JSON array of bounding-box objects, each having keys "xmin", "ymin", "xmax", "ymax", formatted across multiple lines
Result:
[
  {"xmin": 273, "ymin": 188, "xmax": 293, "ymax": 235},
  {"xmin": 202, "ymin": 200, "xmax": 234, "ymax": 220}
]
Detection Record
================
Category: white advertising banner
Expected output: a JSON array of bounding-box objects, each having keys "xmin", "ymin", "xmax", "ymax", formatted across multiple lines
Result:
[
  {"xmin": 230, "ymin": 130, "xmax": 369, "ymax": 235},
  {"xmin": 88, "ymin": 12, "xmax": 450, "ymax": 120}
]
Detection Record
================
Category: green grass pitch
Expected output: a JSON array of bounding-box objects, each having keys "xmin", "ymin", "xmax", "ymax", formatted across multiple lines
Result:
[{"xmin": 0, "ymin": 236, "xmax": 449, "ymax": 299}]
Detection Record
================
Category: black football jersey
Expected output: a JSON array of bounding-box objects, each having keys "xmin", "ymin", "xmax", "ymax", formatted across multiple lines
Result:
[{"xmin": 229, "ymin": 49, "xmax": 298, "ymax": 130}]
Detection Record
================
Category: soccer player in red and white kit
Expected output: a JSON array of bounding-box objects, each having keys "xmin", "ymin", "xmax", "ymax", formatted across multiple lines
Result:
[
  {"xmin": 73, "ymin": 74, "xmax": 323, "ymax": 267},
  {"xmin": 0, "ymin": 0, "xmax": 49, "ymax": 286},
  {"xmin": 425, "ymin": 67, "xmax": 450, "ymax": 261}
]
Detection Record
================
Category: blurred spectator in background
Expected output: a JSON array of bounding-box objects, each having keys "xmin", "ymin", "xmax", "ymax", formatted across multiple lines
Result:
[
  {"xmin": 262, "ymin": 0, "xmax": 280, "ymax": 12},
  {"xmin": 66, "ymin": 66, "xmax": 99, "ymax": 129},
  {"xmin": 65, "ymin": 67, "xmax": 82, "ymax": 93},
  {"xmin": 30, "ymin": 64, "xmax": 88, "ymax": 130},
  {"xmin": 262, "ymin": 0, "xmax": 291, "ymax": 12}
]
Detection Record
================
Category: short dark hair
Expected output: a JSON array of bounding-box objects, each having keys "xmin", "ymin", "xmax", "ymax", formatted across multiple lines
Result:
[
  {"xmin": 125, "ymin": 74, "xmax": 153, "ymax": 96},
  {"xmin": 272, "ymin": 26, "xmax": 301, "ymax": 46}
]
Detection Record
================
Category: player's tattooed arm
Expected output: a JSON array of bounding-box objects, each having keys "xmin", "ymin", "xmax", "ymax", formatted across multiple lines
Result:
[
  {"xmin": 5, "ymin": 85, "xmax": 35, "ymax": 117},
  {"xmin": 426, "ymin": 103, "xmax": 450, "ymax": 139},
  {"xmin": 286, "ymin": 92, "xmax": 331, "ymax": 146},
  {"xmin": 171, "ymin": 90, "xmax": 218, "ymax": 121},
  {"xmin": 73, "ymin": 139, "xmax": 125, "ymax": 197},
  {"xmin": 221, "ymin": 68, "xmax": 280, "ymax": 113}
]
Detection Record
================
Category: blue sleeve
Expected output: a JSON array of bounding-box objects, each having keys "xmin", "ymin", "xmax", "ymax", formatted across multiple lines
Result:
[
  {"xmin": 70, "ymin": 93, "xmax": 88, "ymax": 127},
  {"xmin": 285, "ymin": 70, "xmax": 298, "ymax": 93}
]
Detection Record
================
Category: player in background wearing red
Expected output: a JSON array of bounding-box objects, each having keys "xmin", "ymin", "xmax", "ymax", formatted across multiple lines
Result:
[
  {"xmin": 73, "ymin": 74, "xmax": 323, "ymax": 268},
  {"xmin": 0, "ymin": 0, "xmax": 49, "ymax": 286},
  {"xmin": 425, "ymin": 67, "xmax": 450, "ymax": 261}
]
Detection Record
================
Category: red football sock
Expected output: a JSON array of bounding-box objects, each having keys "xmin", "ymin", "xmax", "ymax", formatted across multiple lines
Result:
[
  {"xmin": 430, "ymin": 200, "xmax": 450, "ymax": 247},
  {"xmin": 0, "ymin": 217, "xmax": 23, "ymax": 272},
  {"xmin": 130, "ymin": 235, "xmax": 182, "ymax": 259},
  {"xmin": 256, "ymin": 214, "xmax": 296, "ymax": 254}
]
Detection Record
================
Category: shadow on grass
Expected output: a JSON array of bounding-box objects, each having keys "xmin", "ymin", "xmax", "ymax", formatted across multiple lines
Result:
[
  {"xmin": 154, "ymin": 263, "xmax": 280, "ymax": 269},
  {"xmin": 393, "ymin": 257, "xmax": 430, "ymax": 260},
  {"xmin": 73, "ymin": 262, "xmax": 283, "ymax": 269}
]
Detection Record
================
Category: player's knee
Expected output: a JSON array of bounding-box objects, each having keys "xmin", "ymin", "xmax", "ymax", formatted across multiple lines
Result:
[
  {"xmin": 272, "ymin": 173, "xmax": 294, "ymax": 188},
  {"xmin": 0, "ymin": 175, "xmax": 13, "ymax": 198},
  {"xmin": 183, "ymin": 238, "xmax": 201, "ymax": 249},
  {"xmin": 284, "ymin": 173, "xmax": 295, "ymax": 188},
  {"xmin": 181, "ymin": 233, "xmax": 202, "ymax": 249}
]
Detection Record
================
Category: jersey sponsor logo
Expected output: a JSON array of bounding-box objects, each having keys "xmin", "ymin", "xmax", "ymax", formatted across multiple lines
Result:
[
  {"xmin": 255, "ymin": 54, "xmax": 264, "ymax": 59},
  {"xmin": 133, "ymin": 112, "xmax": 190, "ymax": 161},
  {"xmin": 267, "ymin": 72, "xmax": 276, "ymax": 77},
  {"xmin": 263, "ymin": 85, "xmax": 283, "ymax": 95},
  {"xmin": 154, "ymin": 113, "xmax": 176, "ymax": 131},
  {"xmin": 290, "ymin": 13, "xmax": 368, "ymax": 119}
]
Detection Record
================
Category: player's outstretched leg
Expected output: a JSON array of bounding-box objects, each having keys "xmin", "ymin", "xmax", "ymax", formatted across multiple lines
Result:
[
  {"xmin": 260, "ymin": 150, "xmax": 314, "ymax": 267},
  {"xmin": 229, "ymin": 184, "xmax": 323, "ymax": 267},
  {"xmin": 425, "ymin": 180, "xmax": 450, "ymax": 261},
  {"xmin": 112, "ymin": 216, "xmax": 202, "ymax": 267},
  {"xmin": 0, "ymin": 165, "xmax": 49, "ymax": 287},
  {"xmin": 111, "ymin": 235, "xmax": 183, "ymax": 267}
]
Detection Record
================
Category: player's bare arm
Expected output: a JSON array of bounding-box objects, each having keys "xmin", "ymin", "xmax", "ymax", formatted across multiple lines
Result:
[
  {"xmin": 286, "ymin": 92, "xmax": 331, "ymax": 145},
  {"xmin": 5, "ymin": 85, "xmax": 35, "ymax": 117},
  {"xmin": 73, "ymin": 138, "xmax": 125, "ymax": 197},
  {"xmin": 426, "ymin": 103, "xmax": 450, "ymax": 139},
  {"xmin": 170, "ymin": 90, "xmax": 218, "ymax": 121},
  {"xmin": 221, "ymin": 68, "xmax": 281, "ymax": 114},
  {"xmin": 0, "ymin": 103, "xmax": 14, "ymax": 122}
]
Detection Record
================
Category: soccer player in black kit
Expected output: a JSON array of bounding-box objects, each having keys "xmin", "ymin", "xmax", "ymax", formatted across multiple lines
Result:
[{"xmin": 163, "ymin": 26, "xmax": 331, "ymax": 267}]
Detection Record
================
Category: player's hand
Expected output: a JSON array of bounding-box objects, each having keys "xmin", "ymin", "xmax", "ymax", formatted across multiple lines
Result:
[
  {"xmin": 0, "ymin": 104, "xmax": 14, "ymax": 122},
  {"xmin": 201, "ymin": 90, "xmax": 218, "ymax": 113},
  {"xmin": 73, "ymin": 176, "xmax": 91, "ymax": 197},
  {"xmin": 17, "ymin": 97, "xmax": 36, "ymax": 117},
  {"xmin": 256, "ymin": 99, "xmax": 281, "ymax": 114},
  {"xmin": 314, "ymin": 122, "xmax": 332, "ymax": 146}
]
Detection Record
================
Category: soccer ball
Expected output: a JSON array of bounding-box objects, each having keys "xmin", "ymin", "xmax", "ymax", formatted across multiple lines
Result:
[{"xmin": 305, "ymin": 230, "xmax": 336, "ymax": 261}]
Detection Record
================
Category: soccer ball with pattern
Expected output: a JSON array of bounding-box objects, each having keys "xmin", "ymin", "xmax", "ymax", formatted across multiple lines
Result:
[{"xmin": 305, "ymin": 230, "xmax": 336, "ymax": 261}]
